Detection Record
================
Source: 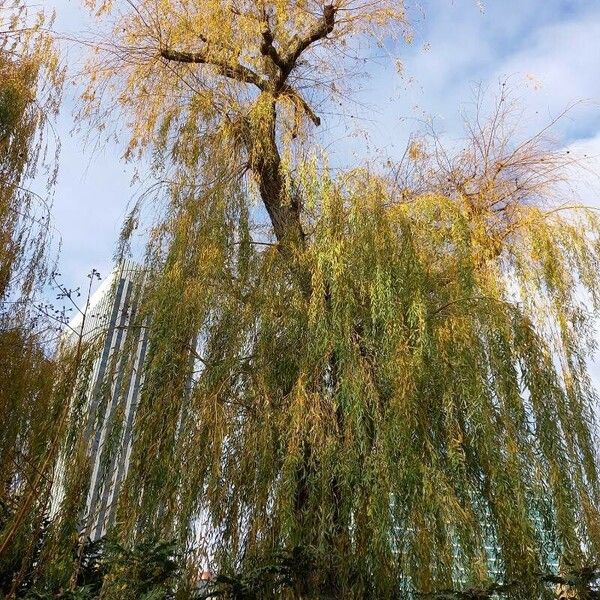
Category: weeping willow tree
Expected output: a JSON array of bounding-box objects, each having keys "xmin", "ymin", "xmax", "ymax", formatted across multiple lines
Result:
[
  {"xmin": 0, "ymin": 2, "xmax": 67, "ymax": 596},
  {"xmin": 45, "ymin": 1, "xmax": 600, "ymax": 598}
]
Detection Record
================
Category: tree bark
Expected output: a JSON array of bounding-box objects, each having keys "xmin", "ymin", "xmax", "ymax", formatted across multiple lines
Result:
[{"xmin": 243, "ymin": 96, "xmax": 305, "ymax": 249}]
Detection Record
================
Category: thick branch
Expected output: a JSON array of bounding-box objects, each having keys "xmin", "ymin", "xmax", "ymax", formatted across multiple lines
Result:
[
  {"xmin": 160, "ymin": 48, "xmax": 265, "ymax": 89},
  {"xmin": 280, "ymin": 4, "xmax": 336, "ymax": 80},
  {"xmin": 260, "ymin": 28, "xmax": 286, "ymax": 71}
]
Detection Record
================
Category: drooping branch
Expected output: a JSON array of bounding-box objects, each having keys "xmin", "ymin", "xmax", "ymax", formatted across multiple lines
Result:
[
  {"xmin": 160, "ymin": 48, "xmax": 266, "ymax": 89},
  {"xmin": 281, "ymin": 84, "xmax": 321, "ymax": 127}
]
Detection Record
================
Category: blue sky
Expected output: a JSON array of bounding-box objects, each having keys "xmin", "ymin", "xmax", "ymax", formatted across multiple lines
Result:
[{"xmin": 45, "ymin": 0, "xmax": 600, "ymax": 288}]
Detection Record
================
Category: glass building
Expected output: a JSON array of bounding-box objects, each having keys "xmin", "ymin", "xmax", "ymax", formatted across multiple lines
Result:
[{"xmin": 63, "ymin": 260, "xmax": 148, "ymax": 541}]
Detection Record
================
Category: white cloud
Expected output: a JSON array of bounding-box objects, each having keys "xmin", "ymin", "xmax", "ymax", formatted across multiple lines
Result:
[{"xmin": 328, "ymin": 2, "xmax": 600, "ymax": 165}]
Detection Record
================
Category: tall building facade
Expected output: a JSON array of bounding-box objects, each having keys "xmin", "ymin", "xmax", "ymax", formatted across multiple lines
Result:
[{"xmin": 65, "ymin": 260, "xmax": 148, "ymax": 541}]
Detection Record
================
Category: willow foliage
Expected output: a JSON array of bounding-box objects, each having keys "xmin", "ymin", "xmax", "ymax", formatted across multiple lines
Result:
[
  {"xmin": 0, "ymin": 3, "xmax": 67, "ymax": 595},
  {"xmin": 0, "ymin": 0, "xmax": 63, "ymax": 302}
]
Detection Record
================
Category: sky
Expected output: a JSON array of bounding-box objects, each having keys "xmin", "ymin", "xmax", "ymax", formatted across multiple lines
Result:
[{"xmin": 44, "ymin": 0, "xmax": 600, "ymax": 294}]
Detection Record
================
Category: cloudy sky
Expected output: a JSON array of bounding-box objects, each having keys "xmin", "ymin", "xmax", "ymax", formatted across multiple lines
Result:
[{"xmin": 45, "ymin": 0, "xmax": 600, "ymax": 288}]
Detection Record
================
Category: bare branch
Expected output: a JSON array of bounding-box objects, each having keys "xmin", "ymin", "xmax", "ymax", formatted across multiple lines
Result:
[{"xmin": 160, "ymin": 48, "xmax": 266, "ymax": 90}]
